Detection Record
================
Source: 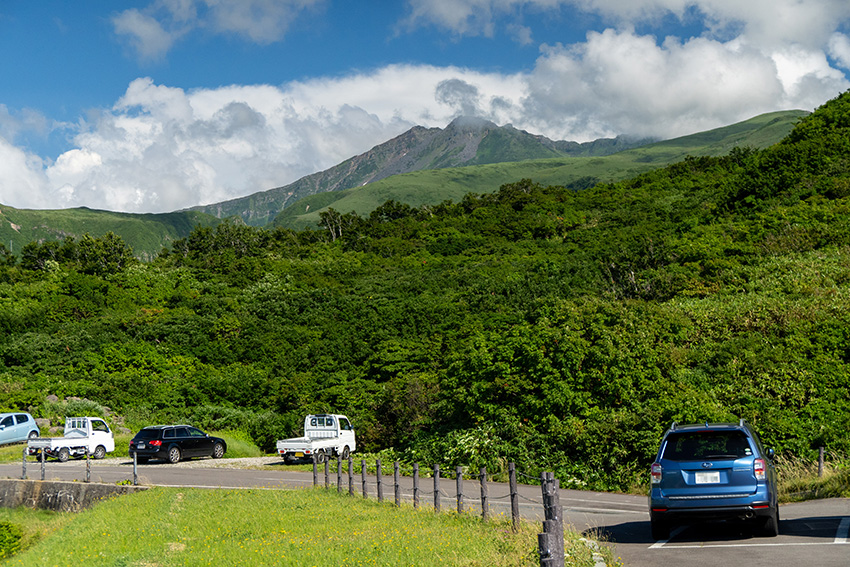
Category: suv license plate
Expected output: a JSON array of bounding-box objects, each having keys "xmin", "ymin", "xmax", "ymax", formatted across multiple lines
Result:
[{"xmin": 695, "ymin": 471, "xmax": 720, "ymax": 484}]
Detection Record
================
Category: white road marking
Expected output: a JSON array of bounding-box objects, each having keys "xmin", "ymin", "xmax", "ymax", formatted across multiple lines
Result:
[
  {"xmin": 654, "ymin": 542, "xmax": 849, "ymax": 549},
  {"xmin": 650, "ymin": 526, "xmax": 685, "ymax": 548}
]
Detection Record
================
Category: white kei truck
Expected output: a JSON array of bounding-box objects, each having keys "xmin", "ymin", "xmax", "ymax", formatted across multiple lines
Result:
[
  {"xmin": 27, "ymin": 417, "xmax": 115, "ymax": 462},
  {"xmin": 277, "ymin": 414, "xmax": 356, "ymax": 463}
]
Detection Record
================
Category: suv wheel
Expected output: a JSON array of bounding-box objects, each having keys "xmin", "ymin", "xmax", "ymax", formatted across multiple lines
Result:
[
  {"xmin": 758, "ymin": 507, "xmax": 779, "ymax": 537},
  {"xmin": 651, "ymin": 519, "xmax": 670, "ymax": 541}
]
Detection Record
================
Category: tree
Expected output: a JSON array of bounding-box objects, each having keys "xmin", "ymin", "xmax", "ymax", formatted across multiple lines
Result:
[{"xmin": 77, "ymin": 232, "xmax": 136, "ymax": 276}]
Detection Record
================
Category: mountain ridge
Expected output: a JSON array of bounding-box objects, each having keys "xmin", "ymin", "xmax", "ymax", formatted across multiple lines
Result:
[{"xmin": 188, "ymin": 117, "xmax": 654, "ymax": 226}]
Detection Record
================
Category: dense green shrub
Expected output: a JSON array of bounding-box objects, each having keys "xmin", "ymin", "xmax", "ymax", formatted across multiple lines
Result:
[{"xmin": 0, "ymin": 521, "xmax": 22, "ymax": 559}]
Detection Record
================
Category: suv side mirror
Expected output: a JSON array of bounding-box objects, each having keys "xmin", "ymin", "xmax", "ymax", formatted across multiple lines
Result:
[{"xmin": 766, "ymin": 447, "xmax": 775, "ymax": 459}]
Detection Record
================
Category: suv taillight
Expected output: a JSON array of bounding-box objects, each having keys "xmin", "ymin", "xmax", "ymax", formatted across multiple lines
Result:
[
  {"xmin": 149, "ymin": 440, "xmax": 162, "ymax": 447},
  {"xmin": 754, "ymin": 458, "xmax": 766, "ymax": 480},
  {"xmin": 651, "ymin": 462, "xmax": 662, "ymax": 484}
]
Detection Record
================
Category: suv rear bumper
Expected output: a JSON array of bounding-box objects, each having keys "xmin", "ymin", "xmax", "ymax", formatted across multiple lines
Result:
[{"xmin": 650, "ymin": 502, "xmax": 775, "ymax": 523}]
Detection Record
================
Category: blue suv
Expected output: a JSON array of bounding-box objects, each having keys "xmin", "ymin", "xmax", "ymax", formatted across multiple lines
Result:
[{"xmin": 649, "ymin": 420, "xmax": 779, "ymax": 540}]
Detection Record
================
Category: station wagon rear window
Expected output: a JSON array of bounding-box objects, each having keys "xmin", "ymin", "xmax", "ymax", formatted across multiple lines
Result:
[
  {"xmin": 136, "ymin": 429, "xmax": 161, "ymax": 440},
  {"xmin": 662, "ymin": 431, "xmax": 753, "ymax": 461}
]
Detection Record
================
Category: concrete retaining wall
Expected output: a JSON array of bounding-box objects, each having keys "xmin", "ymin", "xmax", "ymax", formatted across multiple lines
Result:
[{"xmin": 0, "ymin": 479, "xmax": 147, "ymax": 512}]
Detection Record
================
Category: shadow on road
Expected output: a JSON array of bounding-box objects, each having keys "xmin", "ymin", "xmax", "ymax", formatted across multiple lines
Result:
[{"xmin": 589, "ymin": 518, "xmax": 776, "ymax": 545}]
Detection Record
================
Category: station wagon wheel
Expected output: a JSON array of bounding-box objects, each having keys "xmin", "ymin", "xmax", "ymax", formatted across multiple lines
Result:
[
  {"xmin": 57, "ymin": 448, "xmax": 70, "ymax": 463},
  {"xmin": 167, "ymin": 446, "xmax": 181, "ymax": 464},
  {"xmin": 93, "ymin": 445, "xmax": 106, "ymax": 460},
  {"xmin": 212, "ymin": 443, "xmax": 225, "ymax": 459}
]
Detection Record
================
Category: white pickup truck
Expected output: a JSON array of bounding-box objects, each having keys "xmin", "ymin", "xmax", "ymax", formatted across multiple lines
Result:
[
  {"xmin": 27, "ymin": 417, "xmax": 115, "ymax": 462},
  {"xmin": 277, "ymin": 414, "xmax": 356, "ymax": 463}
]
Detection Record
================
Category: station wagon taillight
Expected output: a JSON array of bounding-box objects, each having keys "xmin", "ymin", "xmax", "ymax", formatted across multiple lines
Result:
[
  {"xmin": 754, "ymin": 458, "xmax": 766, "ymax": 480},
  {"xmin": 651, "ymin": 462, "xmax": 662, "ymax": 484},
  {"xmin": 149, "ymin": 440, "xmax": 162, "ymax": 447}
]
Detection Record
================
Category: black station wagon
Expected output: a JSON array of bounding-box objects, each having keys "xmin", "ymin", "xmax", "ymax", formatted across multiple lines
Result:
[{"xmin": 129, "ymin": 425, "xmax": 226, "ymax": 464}]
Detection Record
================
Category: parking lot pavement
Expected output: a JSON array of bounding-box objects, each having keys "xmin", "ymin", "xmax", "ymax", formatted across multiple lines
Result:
[{"xmin": 594, "ymin": 498, "xmax": 850, "ymax": 567}]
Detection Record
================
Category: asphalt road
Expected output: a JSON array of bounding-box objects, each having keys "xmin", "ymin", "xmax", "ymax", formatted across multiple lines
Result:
[{"xmin": 1, "ymin": 456, "xmax": 848, "ymax": 566}]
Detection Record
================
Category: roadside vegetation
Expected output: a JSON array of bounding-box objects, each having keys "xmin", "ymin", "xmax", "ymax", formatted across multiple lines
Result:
[
  {"xmin": 0, "ymin": 487, "xmax": 617, "ymax": 566},
  {"xmin": 0, "ymin": 92, "xmax": 849, "ymax": 493}
]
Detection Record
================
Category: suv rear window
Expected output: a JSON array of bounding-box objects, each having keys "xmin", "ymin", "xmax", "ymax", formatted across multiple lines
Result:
[{"xmin": 662, "ymin": 430, "xmax": 753, "ymax": 461}]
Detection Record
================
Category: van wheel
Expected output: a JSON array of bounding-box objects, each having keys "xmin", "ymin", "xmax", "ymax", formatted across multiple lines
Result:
[
  {"xmin": 57, "ymin": 448, "xmax": 70, "ymax": 463},
  {"xmin": 93, "ymin": 445, "xmax": 106, "ymax": 460}
]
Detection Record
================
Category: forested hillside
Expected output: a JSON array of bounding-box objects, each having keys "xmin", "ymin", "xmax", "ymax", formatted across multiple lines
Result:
[{"xmin": 1, "ymin": 93, "xmax": 848, "ymax": 490}]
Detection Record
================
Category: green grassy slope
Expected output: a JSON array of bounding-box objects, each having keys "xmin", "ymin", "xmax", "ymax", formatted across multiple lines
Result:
[
  {"xmin": 275, "ymin": 110, "xmax": 808, "ymax": 230},
  {"xmin": 0, "ymin": 206, "xmax": 221, "ymax": 261}
]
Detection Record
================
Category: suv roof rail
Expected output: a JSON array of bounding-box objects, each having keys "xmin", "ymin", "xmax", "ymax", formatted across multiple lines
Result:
[
  {"xmin": 670, "ymin": 421, "xmax": 678, "ymax": 430},
  {"xmin": 739, "ymin": 418, "xmax": 746, "ymax": 427}
]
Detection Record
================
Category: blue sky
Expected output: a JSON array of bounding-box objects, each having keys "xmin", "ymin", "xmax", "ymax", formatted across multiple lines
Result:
[{"xmin": 2, "ymin": 0, "xmax": 849, "ymax": 214}]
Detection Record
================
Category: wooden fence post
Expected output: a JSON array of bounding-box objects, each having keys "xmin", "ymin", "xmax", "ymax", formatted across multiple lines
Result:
[
  {"xmin": 394, "ymin": 461, "xmax": 401, "ymax": 506},
  {"xmin": 434, "ymin": 464, "xmax": 441, "ymax": 512},
  {"xmin": 40, "ymin": 449, "xmax": 45, "ymax": 481},
  {"xmin": 324, "ymin": 457, "xmax": 329, "ymax": 489},
  {"xmin": 819, "ymin": 447, "xmax": 825, "ymax": 478},
  {"xmin": 313, "ymin": 455, "xmax": 318, "ymax": 486},
  {"xmin": 538, "ymin": 532, "xmax": 557, "ymax": 566},
  {"xmin": 539, "ymin": 472, "xmax": 564, "ymax": 567},
  {"xmin": 85, "ymin": 448, "xmax": 91, "ymax": 483},
  {"xmin": 376, "ymin": 459, "xmax": 383, "ymax": 502},
  {"xmin": 337, "ymin": 457, "xmax": 342, "ymax": 493},
  {"xmin": 456, "ymin": 466, "xmax": 464, "ymax": 514},
  {"xmin": 480, "ymin": 467, "xmax": 488, "ymax": 521},
  {"xmin": 361, "ymin": 460, "xmax": 367, "ymax": 498},
  {"xmin": 21, "ymin": 448, "xmax": 26, "ymax": 480},
  {"xmin": 509, "ymin": 462, "xmax": 519, "ymax": 532},
  {"xmin": 348, "ymin": 456, "xmax": 354, "ymax": 496},
  {"xmin": 413, "ymin": 463, "xmax": 420, "ymax": 509}
]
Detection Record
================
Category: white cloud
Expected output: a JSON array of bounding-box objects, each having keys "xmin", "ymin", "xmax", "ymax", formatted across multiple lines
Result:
[
  {"xmin": 113, "ymin": 0, "xmax": 326, "ymax": 61},
  {"xmin": 519, "ymin": 28, "xmax": 848, "ymax": 141},
  {"xmin": 0, "ymin": 137, "xmax": 49, "ymax": 209},
  {"xmin": 406, "ymin": 0, "xmax": 850, "ymax": 48},
  {"xmin": 829, "ymin": 33, "xmax": 850, "ymax": 69},
  {"xmin": 112, "ymin": 8, "xmax": 183, "ymax": 62}
]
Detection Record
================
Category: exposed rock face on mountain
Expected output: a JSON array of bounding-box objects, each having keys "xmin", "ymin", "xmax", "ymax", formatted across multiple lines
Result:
[{"xmin": 189, "ymin": 117, "xmax": 651, "ymax": 226}]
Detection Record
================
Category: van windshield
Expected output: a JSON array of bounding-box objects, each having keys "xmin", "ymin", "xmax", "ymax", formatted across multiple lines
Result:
[{"xmin": 663, "ymin": 431, "xmax": 752, "ymax": 461}]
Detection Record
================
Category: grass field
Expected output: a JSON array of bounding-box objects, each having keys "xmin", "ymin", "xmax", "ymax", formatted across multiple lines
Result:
[{"xmin": 0, "ymin": 487, "xmax": 613, "ymax": 566}]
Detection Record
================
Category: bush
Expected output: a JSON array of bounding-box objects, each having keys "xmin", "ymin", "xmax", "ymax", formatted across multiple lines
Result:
[{"xmin": 0, "ymin": 521, "xmax": 22, "ymax": 559}]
